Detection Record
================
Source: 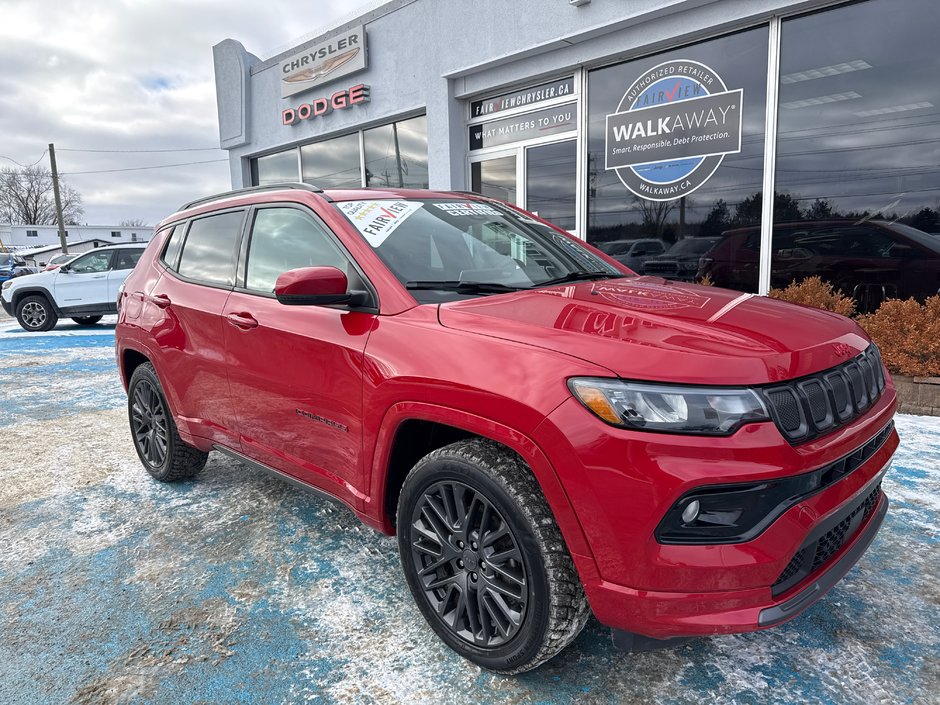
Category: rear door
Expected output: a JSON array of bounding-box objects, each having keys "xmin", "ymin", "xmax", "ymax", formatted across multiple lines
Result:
[
  {"xmin": 53, "ymin": 249, "xmax": 114, "ymax": 307},
  {"xmin": 148, "ymin": 210, "xmax": 245, "ymax": 448},
  {"xmin": 222, "ymin": 204, "xmax": 377, "ymax": 507}
]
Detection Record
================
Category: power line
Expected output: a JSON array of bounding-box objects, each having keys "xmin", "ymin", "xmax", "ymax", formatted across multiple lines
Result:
[
  {"xmin": 0, "ymin": 150, "xmax": 49, "ymax": 168},
  {"xmin": 62, "ymin": 158, "xmax": 229, "ymax": 175},
  {"xmin": 58, "ymin": 147, "xmax": 222, "ymax": 153}
]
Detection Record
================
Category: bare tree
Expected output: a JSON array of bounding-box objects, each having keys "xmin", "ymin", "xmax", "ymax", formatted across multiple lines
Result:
[
  {"xmin": 119, "ymin": 218, "xmax": 148, "ymax": 227},
  {"xmin": 633, "ymin": 196, "xmax": 676, "ymax": 238},
  {"xmin": 0, "ymin": 165, "xmax": 84, "ymax": 225}
]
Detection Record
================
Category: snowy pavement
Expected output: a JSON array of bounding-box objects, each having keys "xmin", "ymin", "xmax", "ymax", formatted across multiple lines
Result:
[{"xmin": 0, "ymin": 317, "xmax": 937, "ymax": 705}]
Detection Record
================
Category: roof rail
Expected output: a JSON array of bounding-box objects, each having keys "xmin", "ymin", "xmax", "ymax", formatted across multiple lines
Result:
[{"xmin": 178, "ymin": 182, "xmax": 329, "ymax": 212}]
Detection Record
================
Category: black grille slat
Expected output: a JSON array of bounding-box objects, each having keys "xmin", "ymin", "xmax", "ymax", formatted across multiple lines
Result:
[
  {"xmin": 772, "ymin": 483, "xmax": 882, "ymax": 595},
  {"xmin": 762, "ymin": 345, "xmax": 886, "ymax": 444}
]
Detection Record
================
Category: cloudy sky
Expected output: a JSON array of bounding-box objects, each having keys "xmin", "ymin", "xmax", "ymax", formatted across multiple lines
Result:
[{"xmin": 0, "ymin": 0, "xmax": 367, "ymax": 226}]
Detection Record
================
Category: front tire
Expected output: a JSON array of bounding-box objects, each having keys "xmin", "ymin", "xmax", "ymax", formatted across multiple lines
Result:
[
  {"xmin": 128, "ymin": 363, "xmax": 208, "ymax": 482},
  {"xmin": 71, "ymin": 315, "xmax": 102, "ymax": 326},
  {"xmin": 397, "ymin": 439, "xmax": 589, "ymax": 674},
  {"xmin": 15, "ymin": 295, "xmax": 58, "ymax": 332}
]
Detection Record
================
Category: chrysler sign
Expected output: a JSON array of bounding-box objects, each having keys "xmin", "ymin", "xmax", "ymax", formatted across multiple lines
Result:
[
  {"xmin": 605, "ymin": 60, "xmax": 743, "ymax": 201},
  {"xmin": 279, "ymin": 26, "xmax": 368, "ymax": 99}
]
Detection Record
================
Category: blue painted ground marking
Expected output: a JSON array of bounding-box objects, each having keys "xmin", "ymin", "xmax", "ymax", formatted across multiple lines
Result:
[{"xmin": 0, "ymin": 324, "xmax": 937, "ymax": 704}]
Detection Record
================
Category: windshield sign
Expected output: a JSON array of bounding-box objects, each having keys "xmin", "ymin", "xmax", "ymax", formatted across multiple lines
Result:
[{"xmin": 336, "ymin": 199, "xmax": 623, "ymax": 302}]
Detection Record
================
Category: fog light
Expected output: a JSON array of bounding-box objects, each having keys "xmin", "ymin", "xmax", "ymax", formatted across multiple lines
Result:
[{"xmin": 681, "ymin": 499, "xmax": 700, "ymax": 524}]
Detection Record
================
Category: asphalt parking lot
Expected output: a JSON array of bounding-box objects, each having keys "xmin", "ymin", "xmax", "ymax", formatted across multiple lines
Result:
[{"xmin": 0, "ymin": 315, "xmax": 937, "ymax": 705}]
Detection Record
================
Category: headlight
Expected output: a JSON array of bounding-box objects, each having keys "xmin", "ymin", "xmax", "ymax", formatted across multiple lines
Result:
[
  {"xmin": 1, "ymin": 279, "xmax": 12, "ymax": 291},
  {"xmin": 568, "ymin": 378, "xmax": 770, "ymax": 435}
]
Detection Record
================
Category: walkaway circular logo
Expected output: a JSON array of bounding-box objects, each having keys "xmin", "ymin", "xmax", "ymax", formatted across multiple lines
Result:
[{"xmin": 604, "ymin": 60, "xmax": 744, "ymax": 202}]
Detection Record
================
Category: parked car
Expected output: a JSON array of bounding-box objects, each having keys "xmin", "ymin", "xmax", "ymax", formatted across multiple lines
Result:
[
  {"xmin": 1, "ymin": 244, "xmax": 145, "ymax": 331},
  {"xmin": 0, "ymin": 252, "xmax": 35, "ymax": 283},
  {"xmin": 116, "ymin": 184, "xmax": 897, "ymax": 673},
  {"xmin": 596, "ymin": 238, "xmax": 665, "ymax": 271},
  {"xmin": 641, "ymin": 236, "xmax": 721, "ymax": 280},
  {"xmin": 700, "ymin": 220, "xmax": 940, "ymax": 311},
  {"xmin": 43, "ymin": 253, "xmax": 79, "ymax": 271}
]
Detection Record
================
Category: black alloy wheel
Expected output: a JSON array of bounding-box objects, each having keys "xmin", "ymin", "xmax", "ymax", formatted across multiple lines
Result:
[
  {"xmin": 397, "ymin": 439, "xmax": 590, "ymax": 673},
  {"xmin": 131, "ymin": 378, "xmax": 169, "ymax": 469},
  {"xmin": 126, "ymin": 363, "xmax": 208, "ymax": 482},
  {"xmin": 409, "ymin": 479, "xmax": 528, "ymax": 648}
]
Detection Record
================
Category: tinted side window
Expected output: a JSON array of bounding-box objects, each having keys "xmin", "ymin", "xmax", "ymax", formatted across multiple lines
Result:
[
  {"xmin": 245, "ymin": 208, "xmax": 349, "ymax": 292},
  {"xmin": 160, "ymin": 227, "xmax": 182, "ymax": 269},
  {"xmin": 115, "ymin": 249, "xmax": 144, "ymax": 270},
  {"xmin": 70, "ymin": 250, "xmax": 113, "ymax": 273},
  {"xmin": 178, "ymin": 211, "xmax": 244, "ymax": 286}
]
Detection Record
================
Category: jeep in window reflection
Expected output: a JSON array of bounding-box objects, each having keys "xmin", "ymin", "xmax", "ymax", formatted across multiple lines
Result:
[{"xmin": 700, "ymin": 220, "xmax": 940, "ymax": 312}]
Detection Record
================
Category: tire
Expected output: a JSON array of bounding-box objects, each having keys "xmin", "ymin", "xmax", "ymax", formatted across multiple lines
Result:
[
  {"xmin": 15, "ymin": 294, "xmax": 58, "ymax": 332},
  {"xmin": 128, "ymin": 362, "xmax": 208, "ymax": 482},
  {"xmin": 397, "ymin": 438, "xmax": 590, "ymax": 674},
  {"xmin": 71, "ymin": 315, "xmax": 102, "ymax": 326}
]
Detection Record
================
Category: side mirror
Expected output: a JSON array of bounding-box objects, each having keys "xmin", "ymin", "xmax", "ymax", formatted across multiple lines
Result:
[{"xmin": 274, "ymin": 266, "xmax": 370, "ymax": 307}]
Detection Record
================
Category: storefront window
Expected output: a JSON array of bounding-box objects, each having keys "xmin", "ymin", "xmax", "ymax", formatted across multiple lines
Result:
[
  {"xmin": 587, "ymin": 28, "xmax": 768, "ymax": 289},
  {"xmin": 363, "ymin": 115, "xmax": 429, "ymax": 188},
  {"xmin": 772, "ymin": 0, "xmax": 940, "ymax": 312},
  {"xmin": 526, "ymin": 140, "xmax": 577, "ymax": 231},
  {"xmin": 301, "ymin": 133, "xmax": 362, "ymax": 189},
  {"xmin": 251, "ymin": 150, "xmax": 299, "ymax": 185}
]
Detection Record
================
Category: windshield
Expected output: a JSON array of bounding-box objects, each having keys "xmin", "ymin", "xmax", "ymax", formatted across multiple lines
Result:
[
  {"xmin": 336, "ymin": 198, "xmax": 623, "ymax": 301},
  {"xmin": 884, "ymin": 222, "xmax": 940, "ymax": 254}
]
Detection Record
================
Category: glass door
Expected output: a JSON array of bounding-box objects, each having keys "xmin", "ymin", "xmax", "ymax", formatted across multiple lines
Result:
[
  {"xmin": 470, "ymin": 154, "xmax": 518, "ymax": 204},
  {"xmin": 524, "ymin": 139, "xmax": 577, "ymax": 234}
]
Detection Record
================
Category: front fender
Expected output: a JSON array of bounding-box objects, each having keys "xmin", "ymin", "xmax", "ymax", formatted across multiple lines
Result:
[{"xmin": 368, "ymin": 401, "xmax": 597, "ymax": 573}]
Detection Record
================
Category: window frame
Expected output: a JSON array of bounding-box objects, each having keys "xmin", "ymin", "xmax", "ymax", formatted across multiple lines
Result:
[
  {"xmin": 234, "ymin": 202, "xmax": 379, "ymax": 312},
  {"xmin": 161, "ymin": 207, "xmax": 248, "ymax": 291}
]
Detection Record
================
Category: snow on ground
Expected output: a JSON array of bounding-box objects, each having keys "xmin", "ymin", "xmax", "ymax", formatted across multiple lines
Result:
[{"xmin": 0, "ymin": 318, "xmax": 937, "ymax": 705}]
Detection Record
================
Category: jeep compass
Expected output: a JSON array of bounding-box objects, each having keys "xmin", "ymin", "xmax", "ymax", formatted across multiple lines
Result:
[{"xmin": 115, "ymin": 183, "xmax": 897, "ymax": 673}]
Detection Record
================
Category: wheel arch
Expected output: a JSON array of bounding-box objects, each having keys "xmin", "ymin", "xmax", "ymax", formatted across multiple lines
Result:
[
  {"xmin": 370, "ymin": 402, "xmax": 595, "ymax": 565},
  {"xmin": 11, "ymin": 286, "xmax": 62, "ymax": 315}
]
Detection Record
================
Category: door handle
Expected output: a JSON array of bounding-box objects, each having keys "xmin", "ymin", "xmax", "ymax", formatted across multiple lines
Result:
[
  {"xmin": 92, "ymin": 274, "xmax": 106, "ymax": 279},
  {"xmin": 146, "ymin": 293, "xmax": 171, "ymax": 309},
  {"xmin": 226, "ymin": 312, "xmax": 259, "ymax": 329}
]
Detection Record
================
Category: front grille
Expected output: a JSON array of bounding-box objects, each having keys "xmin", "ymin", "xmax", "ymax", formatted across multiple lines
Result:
[
  {"xmin": 760, "ymin": 344, "xmax": 886, "ymax": 444},
  {"xmin": 772, "ymin": 483, "xmax": 882, "ymax": 596},
  {"xmin": 643, "ymin": 262, "xmax": 678, "ymax": 275}
]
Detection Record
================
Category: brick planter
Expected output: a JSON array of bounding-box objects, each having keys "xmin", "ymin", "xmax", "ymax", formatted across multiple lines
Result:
[{"xmin": 892, "ymin": 375, "xmax": 940, "ymax": 416}]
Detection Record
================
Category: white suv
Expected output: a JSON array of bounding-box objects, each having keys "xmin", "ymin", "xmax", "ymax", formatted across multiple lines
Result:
[{"xmin": 1, "ymin": 244, "xmax": 146, "ymax": 331}]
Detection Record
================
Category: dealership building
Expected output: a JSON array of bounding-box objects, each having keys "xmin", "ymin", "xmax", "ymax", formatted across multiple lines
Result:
[{"xmin": 213, "ymin": 0, "xmax": 939, "ymax": 308}]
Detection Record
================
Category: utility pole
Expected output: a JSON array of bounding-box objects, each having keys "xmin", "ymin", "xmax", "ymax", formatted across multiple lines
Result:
[{"xmin": 48, "ymin": 143, "xmax": 68, "ymax": 254}]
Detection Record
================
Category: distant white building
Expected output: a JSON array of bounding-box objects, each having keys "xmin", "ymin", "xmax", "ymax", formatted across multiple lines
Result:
[{"xmin": 0, "ymin": 223, "xmax": 153, "ymax": 249}]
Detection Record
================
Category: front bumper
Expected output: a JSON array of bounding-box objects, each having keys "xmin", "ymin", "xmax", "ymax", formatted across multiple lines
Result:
[
  {"xmin": 534, "ymin": 381, "xmax": 898, "ymax": 639},
  {"xmin": 1, "ymin": 296, "xmax": 13, "ymax": 317},
  {"xmin": 594, "ymin": 472, "xmax": 888, "ymax": 640}
]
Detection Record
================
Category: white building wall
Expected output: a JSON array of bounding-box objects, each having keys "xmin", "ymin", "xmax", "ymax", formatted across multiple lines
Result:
[{"xmin": 2, "ymin": 225, "xmax": 153, "ymax": 249}]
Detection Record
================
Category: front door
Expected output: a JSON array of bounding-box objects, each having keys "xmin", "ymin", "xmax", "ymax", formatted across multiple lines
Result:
[
  {"xmin": 53, "ymin": 249, "xmax": 114, "ymax": 307},
  {"xmin": 222, "ymin": 205, "xmax": 376, "ymax": 507}
]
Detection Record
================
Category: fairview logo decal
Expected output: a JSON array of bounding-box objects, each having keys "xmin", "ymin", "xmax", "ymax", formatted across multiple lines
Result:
[{"xmin": 605, "ymin": 59, "xmax": 743, "ymax": 202}]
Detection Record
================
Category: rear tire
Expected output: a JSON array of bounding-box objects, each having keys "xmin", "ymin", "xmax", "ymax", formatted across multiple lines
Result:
[
  {"xmin": 15, "ymin": 295, "xmax": 58, "ymax": 332},
  {"xmin": 71, "ymin": 315, "xmax": 102, "ymax": 326},
  {"xmin": 397, "ymin": 438, "xmax": 590, "ymax": 674},
  {"xmin": 128, "ymin": 362, "xmax": 208, "ymax": 482}
]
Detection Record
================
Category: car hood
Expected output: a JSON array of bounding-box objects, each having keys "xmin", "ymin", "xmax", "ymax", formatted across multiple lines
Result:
[{"xmin": 437, "ymin": 277, "xmax": 871, "ymax": 385}]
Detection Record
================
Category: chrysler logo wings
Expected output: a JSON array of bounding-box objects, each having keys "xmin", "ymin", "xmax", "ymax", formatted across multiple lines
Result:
[{"xmin": 279, "ymin": 26, "xmax": 368, "ymax": 99}]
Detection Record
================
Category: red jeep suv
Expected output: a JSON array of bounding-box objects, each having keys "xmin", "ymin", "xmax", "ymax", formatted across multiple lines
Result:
[{"xmin": 115, "ymin": 184, "xmax": 897, "ymax": 673}]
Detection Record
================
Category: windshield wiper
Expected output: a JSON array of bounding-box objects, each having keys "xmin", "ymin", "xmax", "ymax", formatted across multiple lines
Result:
[
  {"xmin": 535, "ymin": 271, "xmax": 619, "ymax": 287},
  {"xmin": 405, "ymin": 280, "xmax": 525, "ymax": 294}
]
